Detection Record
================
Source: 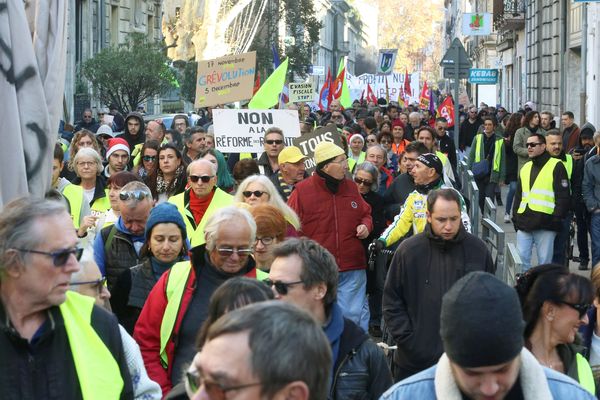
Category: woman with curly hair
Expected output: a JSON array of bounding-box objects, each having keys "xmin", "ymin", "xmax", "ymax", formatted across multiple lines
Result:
[
  {"xmin": 133, "ymin": 139, "xmax": 160, "ymax": 181},
  {"xmin": 146, "ymin": 143, "xmax": 188, "ymax": 203}
]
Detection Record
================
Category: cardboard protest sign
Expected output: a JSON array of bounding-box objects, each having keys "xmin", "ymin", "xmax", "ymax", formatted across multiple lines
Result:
[
  {"xmin": 212, "ymin": 109, "xmax": 300, "ymax": 153},
  {"xmin": 289, "ymin": 82, "xmax": 314, "ymax": 103},
  {"xmin": 293, "ymin": 125, "xmax": 345, "ymax": 174},
  {"xmin": 195, "ymin": 51, "xmax": 256, "ymax": 108}
]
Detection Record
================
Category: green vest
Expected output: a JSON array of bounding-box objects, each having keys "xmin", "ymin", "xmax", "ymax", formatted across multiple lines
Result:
[
  {"xmin": 60, "ymin": 291, "xmax": 124, "ymax": 399},
  {"xmin": 91, "ymin": 189, "xmax": 111, "ymax": 213},
  {"xmin": 576, "ymin": 353, "xmax": 595, "ymax": 394},
  {"xmin": 61, "ymin": 184, "xmax": 84, "ymax": 229},
  {"xmin": 169, "ymin": 188, "xmax": 234, "ymax": 247},
  {"xmin": 240, "ymin": 152, "xmax": 253, "ymax": 160},
  {"xmin": 131, "ymin": 143, "xmax": 144, "ymax": 166},
  {"xmin": 563, "ymin": 154, "xmax": 573, "ymax": 179},
  {"xmin": 474, "ymin": 134, "xmax": 503, "ymax": 172},
  {"xmin": 517, "ymin": 158, "xmax": 561, "ymax": 215},
  {"xmin": 435, "ymin": 151, "xmax": 448, "ymax": 166}
]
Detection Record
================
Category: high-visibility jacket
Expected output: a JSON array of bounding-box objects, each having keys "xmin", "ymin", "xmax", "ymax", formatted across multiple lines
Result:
[
  {"xmin": 91, "ymin": 189, "xmax": 111, "ymax": 213},
  {"xmin": 474, "ymin": 134, "xmax": 504, "ymax": 173},
  {"xmin": 517, "ymin": 158, "xmax": 561, "ymax": 215},
  {"xmin": 60, "ymin": 291, "xmax": 124, "ymax": 400},
  {"xmin": 169, "ymin": 188, "xmax": 233, "ymax": 247},
  {"xmin": 348, "ymin": 151, "xmax": 366, "ymax": 173},
  {"xmin": 575, "ymin": 353, "xmax": 595, "ymax": 395},
  {"xmin": 61, "ymin": 184, "xmax": 84, "ymax": 229},
  {"xmin": 563, "ymin": 154, "xmax": 573, "ymax": 178}
]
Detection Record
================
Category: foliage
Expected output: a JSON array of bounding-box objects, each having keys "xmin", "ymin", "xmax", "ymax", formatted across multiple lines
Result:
[
  {"xmin": 81, "ymin": 33, "xmax": 176, "ymax": 114},
  {"xmin": 179, "ymin": 61, "xmax": 198, "ymax": 104}
]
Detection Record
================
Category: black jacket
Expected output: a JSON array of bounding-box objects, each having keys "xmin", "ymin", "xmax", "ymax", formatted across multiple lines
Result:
[
  {"xmin": 512, "ymin": 152, "xmax": 571, "ymax": 232},
  {"xmin": 382, "ymin": 224, "xmax": 494, "ymax": 380},
  {"xmin": 383, "ymin": 173, "xmax": 415, "ymax": 221},
  {"xmin": 116, "ymin": 112, "xmax": 145, "ymax": 155},
  {"xmin": 437, "ymin": 133, "xmax": 457, "ymax": 173},
  {"xmin": 0, "ymin": 302, "xmax": 133, "ymax": 400}
]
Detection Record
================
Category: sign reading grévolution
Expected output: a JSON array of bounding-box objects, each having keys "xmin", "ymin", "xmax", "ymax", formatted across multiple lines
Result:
[
  {"xmin": 212, "ymin": 109, "xmax": 300, "ymax": 153},
  {"xmin": 195, "ymin": 51, "xmax": 256, "ymax": 108}
]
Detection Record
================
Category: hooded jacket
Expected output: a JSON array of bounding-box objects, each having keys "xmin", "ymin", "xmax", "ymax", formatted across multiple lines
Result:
[{"xmin": 117, "ymin": 112, "xmax": 145, "ymax": 152}]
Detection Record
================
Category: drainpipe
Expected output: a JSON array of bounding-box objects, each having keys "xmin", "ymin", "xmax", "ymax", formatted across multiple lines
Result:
[
  {"xmin": 581, "ymin": 2, "xmax": 588, "ymax": 123},
  {"xmin": 559, "ymin": 0, "xmax": 566, "ymax": 115}
]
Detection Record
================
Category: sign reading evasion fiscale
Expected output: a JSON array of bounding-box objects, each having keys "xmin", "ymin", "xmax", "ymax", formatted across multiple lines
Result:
[
  {"xmin": 195, "ymin": 51, "xmax": 256, "ymax": 108},
  {"xmin": 289, "ymin": 82, "xmax": 314, "ymax": 103},
  {"xmin": 212, "ymin": 109, "xmax": 300, "ymax": 153}
]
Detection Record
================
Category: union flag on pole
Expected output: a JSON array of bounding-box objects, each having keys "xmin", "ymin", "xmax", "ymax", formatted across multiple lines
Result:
[
  {"xmin": 366, "ymin": 83, "xmax": 378, "ymax": 105},
  {"xmin": 404, "ymin": 69, "xmax": 412, "ymax": 97},
  {"xmin": 437, "ymin": 96, "xmax": 455, "ymax": 128},
  {"xmin": 419, "ymin": 81, "xmax": 430, "ymax": 110}
]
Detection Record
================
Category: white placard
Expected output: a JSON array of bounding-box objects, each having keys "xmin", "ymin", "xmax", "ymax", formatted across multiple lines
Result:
[{"xmin": 289, "ymin": 82, "xmax": 314, "ymax": 103}]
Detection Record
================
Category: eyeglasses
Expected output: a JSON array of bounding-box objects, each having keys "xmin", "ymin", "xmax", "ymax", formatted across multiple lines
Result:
[
  {"xmin": 15, "ymin": 247, "xmax": 83, "ymax": 267},
  {"xmin": 119, "ymin": 189, "xmax": 151, "ymax": 201},
  {"xmin": 265, "ymin": 140, "xmax": 283, "ymax": 145},
  {"xmin": 76, "ymin": 161, "xmax": 96, "ymax": 167},
  {"xmin": 142, "ymin": 155, "xmax": 157, "ymax": 162},
  {"xmin": 189, "ymin": 175, "xmax": 214, "ymax": 183},
  {"xmin": 330, "ymin": 157, "xmax": 348, "ymax": 165},
  {"xmin": 216, "ymin": 247, "xmax": 253, "ymax": 257},
  {"xmin": 367, "ymin": 138, "xmax": 377, "ymax": 143},
  {"xmin": 557, "ymin": 300, "xmax": 590, "ymax": 319},
  {"xmin": 380, "ymin": 140, "xmax": 390, "ymax": 144},
  {"xmin": 185, "ymin": 368, "xmax": 262, "ymax": 400},
  {"xmin": 263, "ymin": 279, "xmax": 304, "ymax": 295},
  {"xmin": 70, "ymin": 277, "xmax": 107, "ymax": 296},
  {"xmin": 526, "ymin": 142, "xmax": 543, "ymax": 148},
  {"xmin": 354, "ymin": 177, "xmax": 373, "ymax": 186},
  {"xmin": 255, "ymin": 237, "xmax": 274, "ymax": 246},
  {"xmin": 242, "ymin": 190, "xmax": 266, "ymax": 198}
]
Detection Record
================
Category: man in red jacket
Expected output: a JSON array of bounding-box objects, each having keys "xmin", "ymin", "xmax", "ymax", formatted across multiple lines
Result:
[{"xmin": 288, "ymin": 141, "xmax": 373, "ymax": 331}]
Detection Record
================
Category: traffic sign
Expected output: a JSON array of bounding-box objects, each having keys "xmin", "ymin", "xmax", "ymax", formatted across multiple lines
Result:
[
  {"xmin": 443, "ymin": 68, "xmax": 469, "ymax": 79},
  {"xmin": 440, "ymin": 38, "xmax": 472, "ymax": 70}
]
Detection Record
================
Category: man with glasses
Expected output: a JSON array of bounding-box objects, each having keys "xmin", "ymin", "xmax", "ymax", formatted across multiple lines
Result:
[
  {"xmin": 74, "ymin": 107, "xmax": 100, "ymax": 133},
  {"xmin": 0, "ymin": 197, "xmax": 134, "ymax": 399},
  {"xmin": 271, "ymin": 146, "xmax": 307, "ymax": 201},
  {"xmin": 169, "ymin": 159, "xmax": 233, "ymax": 247},
  {"xmin": 366, "ymin": 145, "xmax": 394, "ymax": 195},
  {"xmin": 256, "ymin": 127, "xmax": 285, "ymax": 177},
  {"xmin": 288, "ymin": 142, "xmax": 373, "ymax": 331},
  {"xmin": 135, "ymin": 206, "xmax": 257, "ymax": 396},
  {"xmin": 267, "ymin": 238, "xmax": 392, "ymax": 398},
  {"xmin": 434, "ymin": 117, "xmax": 458, "ymax": 176},
  {"xmin": 512, "ymin": 133, "xmax": 570, "ymax": 270},
  {"xmin": 94, "ymin": 181, "xmax": 153, "ymax": 290}
]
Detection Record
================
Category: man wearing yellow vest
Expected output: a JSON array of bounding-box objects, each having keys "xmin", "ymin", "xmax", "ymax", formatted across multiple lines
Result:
[
  {"xmin": 0, "ymin": 197, "xmax": 133, "ymax": 399},
  {"xmin": 169, "ymin": 159, "xmax": 233, "ymax": 247},
  {"xmin": 512, "ymin": 133, "xmax": 570, "ymax": 271},
  {"xmin": 134, "ymin": 206, "xmax": 257, "ymax": 396}
]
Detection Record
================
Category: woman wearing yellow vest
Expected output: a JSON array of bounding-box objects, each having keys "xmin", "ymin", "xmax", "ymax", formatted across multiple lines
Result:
[
  {"xmin": 94, "ymin": 171, "xmax": 141, "ymax": 231},
  {"xmin": 248, "ymin": 205, "xmax": 288, "ymax": 281},
  {"xmin": 516, "ymin": 264, "xmax": 596, "ymax": 396}
]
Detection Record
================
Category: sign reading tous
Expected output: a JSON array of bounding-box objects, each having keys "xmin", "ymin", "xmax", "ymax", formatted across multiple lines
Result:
[
  {"xmin": 212, "ymin": 109, "xmax": 300, "ymax": 153},
  {"xmin": 293, "ymin": 125, "xmax": 345, "ymax": 174},
  {"xmin": 195, "ymin": 51, "xmax": 256, "ymax": 108},
  {"xmin": 289, "ymin": 82, "xmax": 314, "ymax": 103}
]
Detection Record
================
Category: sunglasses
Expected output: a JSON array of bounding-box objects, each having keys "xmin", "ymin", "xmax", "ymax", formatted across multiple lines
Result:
[
  {"xmin": 242, "ymin": 190, "xmax": 266, "ymax": 198},
  {"xmin": 15, "ymin": 247, "xmax": 83, "ymax": 267},
  {"xmin": 119, "ymin": 189, "xmax": 151, "ymax": 201},
  {"xmin": 265, "ymin": 140, "xmax": 283, "ymax": 145},
  {"xmin": 526, "ymin": 142, "xmax": 543, "ymax": 148},
  {"xmin": 263, "ymin": 279, "xmax": 304, "ymax": 295},
  {"xmin": 557, "ymin": 300, "xmax": 590, "ymax": 318},
  {"xmin": 142, "ymin": 155, "xmax": 157, "ymax": 162},
  {"xmin": 185, "ymin": 368, "xmax": 262, "ymax": 400},
  {"xmin": 367, "ymin": 139, "xmax": 377, "ymax": 143},
  {"xmin": 70, "ymin": 277, "xmax": 107, "ymax": 295},
  {"xmin": 255, "ymin": 237, "xmax": 274, "ymax": 246},
  {"xmin": 354, "ymin": 177, "xmax": 373, "ymax": 186},
  {"xmin": 189, "ymin": 175, "xmax": 214, "ymax": 183},
  {"xmin": 216, "ymin": 247, "xmax": 253, "ymax": 257}
]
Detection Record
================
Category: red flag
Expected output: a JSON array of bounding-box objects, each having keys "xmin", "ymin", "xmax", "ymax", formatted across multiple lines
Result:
[
  {"xmin": 331, "ymin": 68, "xmax": 345, "ymax": 100},
  {"xmin": 437, "ymin": 96, "xmax": 455, "ymax": 128},
  {"xmin": 318, "ymin": 68, "xmax": 332, "ymax": 111},
  {"xmin": 419, "ymin": 81, "xmax": 430, "ymax": 110},
  {"xmin": 404, "ymin": 69, "xmax": 412, "ymax": 97},
  {"xmin": 366, "ymin": 83, "xmax": 377, "ymax": 105},
  {"xmin": 397, "ymin": 87, "xmax": 405, "ymax": 108},
  {"xmin": 252, "ymin": 72, "xmax": 261, "ymax": 95}
]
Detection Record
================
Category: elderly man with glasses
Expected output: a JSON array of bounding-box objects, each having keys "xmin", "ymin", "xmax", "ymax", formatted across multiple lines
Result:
[
  {"xmin": 135, "ymin": 206, "xmax": 257, "ymax": 396},
  {"xmin": 0, "ymin": 197, "xmax": 134, "ymax": 399}
]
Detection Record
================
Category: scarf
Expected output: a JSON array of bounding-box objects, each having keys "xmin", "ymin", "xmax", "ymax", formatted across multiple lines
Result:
[
  {"xmin": 189, "ymin": 189, "xmax": 215, "ymax": 225},
  {"xmin": 316, "ymin": 168, "xmax": 342, "ymax": 194},
  {"xmin": 415, "ymin": 176, "xmax": 442, "ymax": 194},
  {"xmin": 156, "ymin": 165, "xmax": 184, "ymax": 195}
]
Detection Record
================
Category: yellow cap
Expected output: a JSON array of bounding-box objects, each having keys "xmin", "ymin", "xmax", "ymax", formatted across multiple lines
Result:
[
  {"xmin": 314, "ymin": 141, "xmax": 344, "ymax": 164},
  {"xmin": 278, "ymin": 146, "xmax": 307, "ymax": 164}
]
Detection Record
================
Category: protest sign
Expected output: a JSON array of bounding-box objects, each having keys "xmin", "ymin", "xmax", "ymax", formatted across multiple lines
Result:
[
  {"xmin": 195, "ymin": 51, "xmax": 256, "ymax": 108},
  {"xmin": 293, "ymin": 125, "xmax": 344, "ymax": 174},
  {"xmin": 213, "ymin": 109, "xmax": 300, "ymax": 153},
  {"xmin": 289, "ymin": 82, "xmax": 314, "ymax": 103},
  {"xmin": 377, "ymin": 49, "xmax": 398, "ymax": 75}
]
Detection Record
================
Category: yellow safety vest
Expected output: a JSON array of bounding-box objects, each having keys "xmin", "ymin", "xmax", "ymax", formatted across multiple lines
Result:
[
  {"xmin": 435, "ymin": 151, "xmax": 448, "ymax": 166},
  {"xmin": 60, "ymin": 291, "xmax": 124, "ymax": 399},
  {"xmin": 169, "ymin": 188, "xmax": 233, "ymax": 247},
  {"xmin": 576, "ymin": 353, "xmax": 595, "ymax": 395},
  {"xmin": 474, "ymin": 134, "xmax": 503, "ymax": 173},
  {"xmin": 131, "ymin": 143, "xmax": 144, "ymax": 166},
  {"xmin": 91, "ymin": 189, "xmax": 111, "ymax": 213},
  {"xmin": 61, "ymin": 184, "xmax": 84, "ymax": 229},
  {"xmin": 348, "ymin": 152, "xmax": 366, "ymax": 173},
  {"xmin": 240, "ymin": 152, "xmax": 252, "ymax": 160},
  {"xmin": 563, "ymin": 154, "xmax": 573, "ymax": 179},
  {"xmin": 517, "ymin": 158, "xmax": 561, "ymax": 215}
]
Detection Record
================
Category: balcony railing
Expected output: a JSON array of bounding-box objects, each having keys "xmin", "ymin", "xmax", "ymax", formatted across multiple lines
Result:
[{"xmin": 493, "ymin": 0, "xmax": 526, "ymax": 32}]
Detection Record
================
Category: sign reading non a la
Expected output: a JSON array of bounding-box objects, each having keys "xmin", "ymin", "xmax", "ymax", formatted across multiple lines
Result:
[
  {"xmin": 289, "ymin": 82, "xmax": 314, "ymax": 103},
  {"xmin": 195, "ymin": 51, "xmax": 256, "ymax": 108},
  {"xmin": 213, "ymin": 109, "xmax": 300, "ymax": 153},
  {"xmin": 293, "ymin": 125, "xmax": 345, "ymax": 174}
]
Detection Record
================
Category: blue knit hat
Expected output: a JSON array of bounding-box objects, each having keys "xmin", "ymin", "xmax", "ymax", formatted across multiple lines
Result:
[{"xmin": 145, "ymin": 203, "xmax": 187, "ymax": 240}]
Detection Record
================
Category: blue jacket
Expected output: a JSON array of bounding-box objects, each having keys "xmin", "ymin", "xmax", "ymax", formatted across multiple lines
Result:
[{"xmin": 93, "ymin": 217, "xmax": 145, "ymax": 276}]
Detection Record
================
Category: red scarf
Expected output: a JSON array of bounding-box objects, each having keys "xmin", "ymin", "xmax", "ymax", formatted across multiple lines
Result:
[{"xmin": 189, "ymin": 189, "xmax": 215, "ymax": 225}]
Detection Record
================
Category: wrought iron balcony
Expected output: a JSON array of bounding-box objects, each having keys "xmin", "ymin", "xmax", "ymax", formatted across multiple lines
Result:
[{"xmin": 493, "ymin": 0, "xmax": 526, "ymax": 32}]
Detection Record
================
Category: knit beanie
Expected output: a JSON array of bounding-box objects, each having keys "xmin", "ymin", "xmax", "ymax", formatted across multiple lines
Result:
[
  {"xmin": 145, "ymin": 202, "xmax": 187, "ymax": 240},
  {"xmin": 417, "ymin": 153, "xmax": 443, "ymax": 176},
  {"xmin": 440, "ymin": 272, "xmax": 525, "ymax": 368},
  {"xmin": 391, "ymin": 119, "xmax": 405, "ymax": 129},
  {"xmin": 314, "ymin": 141, "xmax": 344, "ymax": 165},
  {"xmin": 348, "ymin": 134, "xmax": 365, "ymax": 145},
  {"xmin": 106, "ymin": 138, "xmax": 130, "ymax": 159}
]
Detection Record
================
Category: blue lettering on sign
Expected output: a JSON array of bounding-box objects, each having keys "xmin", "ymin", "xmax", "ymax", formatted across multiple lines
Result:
[{"xmin": 468, "ymin": 69, "xmax": 498, "ymax": 85}]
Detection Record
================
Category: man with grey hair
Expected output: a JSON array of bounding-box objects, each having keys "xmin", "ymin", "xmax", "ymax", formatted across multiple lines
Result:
[
  {"xmin": 0, "ymin": 197, "xmax": 133, "ymax": 398},
  {"xmin": 94, "ymin": 181, "xmax": 153, "ymax": 291},
  {"xmin": 187, "ymin": 301, "xmax": 332, "ymax": 400},
  {"xmin": 169, "ymin": 159, "xmax": 233, "ymax": 248},
  {"xmin": 267, "ymin": 237, "xmax": 392, "ymax": 399},
  {"xmin": 135, "ymin": 206, "xmax": 257, "ymax": 396}
]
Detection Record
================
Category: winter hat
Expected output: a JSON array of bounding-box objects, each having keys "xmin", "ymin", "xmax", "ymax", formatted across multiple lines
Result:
[
  {"xmin": 524, "ymin": 101, "xmax": 536, "ymax": 111},
  {"xmin": 106, "ymin": 138, "xmax": 130, "ymax": 159},
  {"xmin": 440, "ymin": 272, "xmax": 525, "ymax": 368},
  {"xmin": 96, "ymin": 125, "xmax": 115, "ymax": 138},
  {"xmin": 278, "ymin": 146, "xmax": 307, "ymax": 164},
  {"xmin": 416, "ymin": 153, "xmax": 443, "ymax": 176},
  {"xmin": 391, "ymin": 119, "xmax": 405, "ymax": 129},
  {"xmin": 314, "ymin": 141, "xmax": 344, "ymax": 165},
  {"xmin": 348, "ymin": 134, "xmax": 365, "ymax": 145},
  {"xmin": 145, "ymin": 202, "xmax": 187, "ymax": 240}
]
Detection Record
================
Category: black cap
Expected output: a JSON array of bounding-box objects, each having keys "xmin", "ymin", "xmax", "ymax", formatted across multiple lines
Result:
[{"xmin": 416, "ymin": 153, "xmax": 443, "ymax": 176}]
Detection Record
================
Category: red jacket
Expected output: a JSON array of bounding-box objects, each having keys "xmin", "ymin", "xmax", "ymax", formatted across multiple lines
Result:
[
  {"xmin": 133, "ymin": 246, "xmax": 256, "ymax": 395},
  {"xmin": 288, "ymin": 173, "xmax": 373, "ymax": 272}
]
